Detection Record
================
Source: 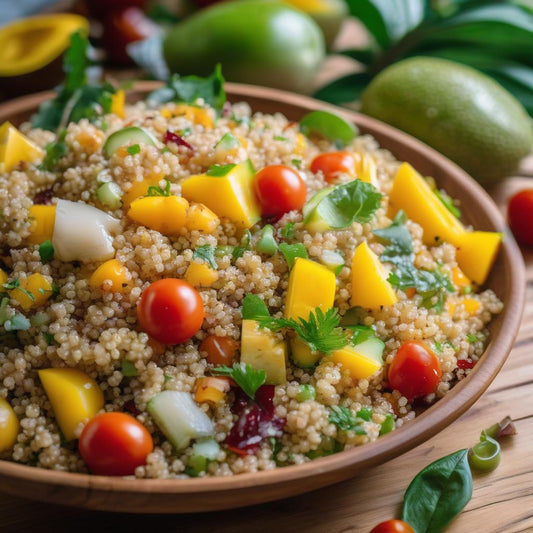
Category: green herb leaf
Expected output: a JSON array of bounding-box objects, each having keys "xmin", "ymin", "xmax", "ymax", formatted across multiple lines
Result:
[
  {"xmin": 2, "ymin": 279, "xmax": 35, "ymax": 302},
  {"xmin": 279, "ymin": 243, "xmax": 308, "ymax": 268},
  {"xmin": 127, "ymin": 144, "xmax": 141, "ymax": 156},
  {"xmin": 401, "ymin": 449, "xmax": 473, "ymax": 533},
  {"xmin": 348, "ymin": 324, "xmax": 375, "ymax": 346},
  {"xmin": 38, "ymin": 130, "xmax": 68, "ymax": 171},
  {"xmin": 273, "ymin": 135, "xmax": 288, "ymax": 142},
  {"xmin": 121, "ymin": 360, "xmax": 138, "ymax": 377},
  {"xmin": 291, "ymin": 159, "xmax": 302, "ymax": 169},
  {"xmin": 329, "ymin": 405, "xmax": 366, "ymax": 434},
  {"xmin": 193, "ymin": 244, "xmax": 218, "ymax": 270},
  {"xmin": 206, "ymin": 163, "xmax": 236, "ymax": 177},
  {"xmin": 4, "ymin": 313, "xmax": 31, "ymax": 331},
  {"xmin": 356, "ymin": 407, "xmax": 373, "ymax": 421},
  {"xmin": 232, "ymin": 229, "xmax": 252, "ymax": 260},
  {"xmin": 147, "ymin": 64, "xmax": 226, "ymax": 114},
  {"xmin": 212, "ymin": 363, "xmax": 266, "ymax": 400},
  {"xmin": 38, "ymin": 240, "xmax": 55, "ymax": 263},
  {"xmin": 434, "ymin": 189, "xmax": 462, "ymax": 218},
  {"xmin": 241, "ymin": 294, "xmax": 270, "ymax": 320},
  {"xmin": 373, "ymin": 210, "xmax": 413, "ymax": 264},
  {"xmin": 146, "ymin": 178, "xmax": 171, "ymax": 197},
  {"xmin": 466, "ymin": 333, "xmax": 478, "ymax": 343},
  {"xmin": 433, "ymin": 340, "xmax": 443, "ymax": 354},
  {"xmin": 300, "ymin": 110, "xmax": 358, "ymax": 147}
]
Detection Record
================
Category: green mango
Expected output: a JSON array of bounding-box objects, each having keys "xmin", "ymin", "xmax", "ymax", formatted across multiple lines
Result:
[{"xmin": 163, "ymin": 0, "xmax": 325, "ymax": 94}]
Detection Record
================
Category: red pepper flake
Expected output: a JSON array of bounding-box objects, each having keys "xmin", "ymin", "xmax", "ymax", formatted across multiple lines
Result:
[
  {"xmin": 163, "ymin": 130, "xmax": 195, "ymax": 152},
  {"xmin": 457, "ymin": 359, "xmax": 476, "ymax": 369}
]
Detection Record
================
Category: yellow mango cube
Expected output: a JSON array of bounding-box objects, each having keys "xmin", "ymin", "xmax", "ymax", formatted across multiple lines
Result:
[
  {"xmin": 289, "ymin": 336, "xmax": 322, "ymax": 368},
  {"xmin": 172, "ymin": 104, "xmax": 214, "ymax": 129},
  {"xmin": 121, "ymin": 176, "xmax": 163, "ymax": 206},
  {"xmin": 9, "ymin": 273, "xmax": 53, "ymax": 311},
  {"xmin": 195, "ymin": 377, "xmax": 230, "ymax": 404},
  {"xmin": 240, "ymin": 319, "xmax": 288, "ymax": 385},
  {"xmin": 455, "ymin": 231, "xmax": 502, "ymax": 285},
  {"xmin": 185, "ymin": 202, "xmax": 220, "ymax": 234},
  {"xmin": 181, "ymin": 160, "xmax": 261, "ymax": 229},
  {"xmin": 447, "ymin": 297, "xmax": 481, "ymax": 317},
  {"xmin": 0, "ymin": 397, "xmax": 19, "ymax": 452},
  {"xmin": 38, "ymin": 368, "xmax": 104, "ymax": 441},
  {"xmin": 0, "ymin": 121, "xmax": 44, "ymax": 172},
  {"xmin": 27, "ymin": 205, "xmax": 56, "ymax": 245},
  {"xmin": 89, "ymin": 259, "xmax": 130, "ymax": 292},
  {"xmin": 351, "ymin": 242, "xmax": 398, "ymax": 309},
  {"xmin": 185, "ymin": 262, "xmax": 219, "ymax": 287},
  {"xmin": 389, "ymin": 163, "xmax": 466, "ymax": 246},
  {"xmin": 451, "ymin": 266, "xmax": 471, "ymax": 291},
  {"xmin": 330, "ymin": 344, "xmax": 382, "ymax": 380},
  {"xmin": 110, "ymin": 90, "xmax": 125, "ymax": 119},
  {"xmin": 128, "ymin": 195, "xmax": 189, "ymax": 235},
  {"xmin": 0, "ymin": 269, "xmax": 7, "ymax": 285},
  {"xmin": 354, "ymin": 151, "xmax": 378, "ymax": 186}
]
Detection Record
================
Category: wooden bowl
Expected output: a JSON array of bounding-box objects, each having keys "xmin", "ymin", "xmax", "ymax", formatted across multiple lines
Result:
[{"xmin": 0, "ymin": 83, "xmax": 525, "ymax": 513}]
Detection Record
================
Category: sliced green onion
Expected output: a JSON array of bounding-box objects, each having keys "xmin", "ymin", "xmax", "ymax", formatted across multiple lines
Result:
[
  {"xmin": 379, "ymin": 413, "xmax": 395, "ymax": 436},
  {"xmin": 300, "ymin": 110, "xmax": 358, "ymax": 147},
  {"xmin": 468, "ymin": 435, "xmax": 501, "ymax": 472},
  {"xmin": 256, "ymin": 224, "xmax": 278, "ymax": 255},
  {"xmin": 296, "ymin": 384, "xmax": 316, "ymax": 402},
  {"xmin": 97, "ymin": 182, "xmax": 123, "ymax": 209}
]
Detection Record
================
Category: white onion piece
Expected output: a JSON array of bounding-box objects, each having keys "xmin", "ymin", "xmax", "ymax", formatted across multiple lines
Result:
[{"xmin": 52, "ymin": 199, "xmax": 121, "ymax": 262}]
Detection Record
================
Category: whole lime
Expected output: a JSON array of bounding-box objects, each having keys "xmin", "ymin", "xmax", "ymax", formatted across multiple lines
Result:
[{"xmin": 360, "ymin": 57, "xmax": 533, "ymax": 183}]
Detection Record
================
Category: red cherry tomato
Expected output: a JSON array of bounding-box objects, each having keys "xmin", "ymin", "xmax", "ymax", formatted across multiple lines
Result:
[
  {"xmin": 508, "ymin": 189, "xmax": 533, "ymax": 246},
  {"xmin": 199, "ymin": 335, "xmax": 239, "ymax": 366},
  {"xmin": 370, "ymin": 519, "xmax": 415, "ymax": 533},
  {"xmin": 79, "ymin": 412, "xmax": 153, "ymax": 476},
  {"xmin": 310, "ymin": 151, "xmax": 356, "ymax": 182},
  {"xmin": 84, "ymin": 0, "xmax": 147, "ymax": 20},
  {"xmin": 253, "ymin": 165, "xmax": 307, "ymax": 217},
  {"xmin": 137, "ymin": 279, "xmax": 204, "ymax": 345},
  {"xmin": 388, "ymin": 341, "xmax": 442, "ymax": 400}
]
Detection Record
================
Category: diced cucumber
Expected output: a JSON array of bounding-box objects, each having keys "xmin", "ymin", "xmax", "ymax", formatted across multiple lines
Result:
[
  {"xmin": 290, "ymin": 337, "xmax": 321, "ymax": 369},
  {"xmin": 352, "ymin": 336, "xmax": 385, "ymax": 364},
  {"xmin": 97, "ymin": 182, "xmax": 123, "ymax": 209},
  {"xmin": 103, "ymin": 126, "xmax": 157, "ymax": 158},
  {"xmin": 303, "ymin": 186, "xmax": 337, "ymax": 233},
  {"xmin": 147, "ymin": 390, "xmax": 214, "ymax": 450},
  {"xmin": 319, "ymin": 249, "xmax": 344, "ymax": 274},
  {"xmin": 302, "ymin": 186, "xmax": 334, "ymax": 221},
  {"xmin": 192, "ymin": 437, "xmax": 220, "ymax": 461}
]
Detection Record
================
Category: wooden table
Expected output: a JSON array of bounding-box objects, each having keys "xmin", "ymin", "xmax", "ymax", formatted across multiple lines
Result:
[{"xmin": 2, "ymin": 15, "xmax": 533, "ymax": 533}]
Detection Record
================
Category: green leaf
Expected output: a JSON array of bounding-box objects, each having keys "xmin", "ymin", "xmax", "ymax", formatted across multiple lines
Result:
[
  {"xmin": 314, "ymin": 72, "xmax": 372, "ymax": 105},
  {"xmin": 38, "ymin": 130, "xmax": 68, "ymax": 171},
  {"xmin": 212, "ymin": 363, "xmax": 266, "ymax": 400},
  {"xmin": 313, "ymin": 180, "xmax": 383, "ymax": 229},
  {"xmin": 63, "ymin": 30, "xmax": 89, "ymax": 93},
  {"xmin": 434, "ymin": 189, "xmax": 461, "ymax": 218},
  {"xmin": 372, "ymin": 210, "xmax": 413, "ymax": 264},
  {"xmin": 127, "ymin": 144, "xmax": 141, "ymax": 156},
  {"xmin": 147, "ymin": 64, "xmax": 226, "ymax": 114},
  {"xmin": 329, "ymin": 405, "xmax": 367, "ymax": 434},
  {"xmin": 242, "ymin": 294, "xmax": 270, "ymax": 320},
  {"xmin": 193, "ymin": 244, "xmax": 218, "ymax": 270},
  {"xmin": 348, "ymin": 324, "xmax": 376, "ymax": 346},
  {"xmin": 146, "ymin": 178, "xmax": 171, "ymax": 197},
  {"xmin": 401, "ymin": 449, "xmax": 473, "ymax": 533},
  {"xmin": 337, "ymin": 47, "xmax": 378, "ymax": 65},
  {"xmin": 300, "ymin": 110, "xmax": 358, "ymax": 147},
  {"xmin": 279, "ymin": 243, "xmax": 308, "ymax": 269},
  {"xmin": 206, "ymin": 163, "xmax": 236, "ymax": 177},
  {"xmin": 281, "ymin": 222, "xmax": 295, "ymax": 239}
]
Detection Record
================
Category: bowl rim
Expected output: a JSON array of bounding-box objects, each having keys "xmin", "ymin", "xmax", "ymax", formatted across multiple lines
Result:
[{"xmin": 0, "ymin": 82, "xmax": 525, "ymax": 508}]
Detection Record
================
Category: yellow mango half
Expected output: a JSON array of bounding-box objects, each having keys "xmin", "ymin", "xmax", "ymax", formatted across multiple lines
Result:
[
  {"xmin": 389, "ymin": 162, "xmax": 466, "ymax": 246},
  {"xmin": 330, "ymin": 344, "xmax": 382, "ymax": 380},
  {"xmin": 128, "ymin": 195, "xmax": 189, "ymax": 235},
  {"xmin": 181, "ymin": 160, "xmax": 260, "ymax": 229},
  {"xmin": 9, "ymin": 273, "xmax": 53, "ymax": 311},
  {"xmin": 455, "ymin": 231, "xmax": 502, "ymax": 285},
  {"xmin": 38, "ymin": 368, "xmax": 104, "ymax": 441},
  {"xmin": 0, "ymin": 397, "xmax": 19, "ymax": 452},
  {"xmin": 0, "ymin": 122, "xmax": 44, "ymax": 173},
  {"xmin": 351, "ymin": 242, "xmax": 398, "ymax": 309}
]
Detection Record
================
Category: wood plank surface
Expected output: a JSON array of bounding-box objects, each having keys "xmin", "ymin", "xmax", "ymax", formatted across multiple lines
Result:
[{"xmin": 1, "ymin": 14, "xmax": 533, "ymax": 533}]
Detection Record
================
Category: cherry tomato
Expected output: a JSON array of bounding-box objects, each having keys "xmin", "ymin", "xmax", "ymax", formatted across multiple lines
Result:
[
  {"xmin": 370, "ymin": 519, "xmax": 415, "ymax": 533},
  {"xmin": 199, "ymin": 335, "xmax": 239, "ymax": 366},
  {"xmin": 253, "ymin": 165, "xmax": 307, "ymax": 217},
  {"xmin": 310, "ymin": 151, "xmax": 356, "ymax": 182},
  {"xmin": 508, "ymin": 189, "xmax": 533, "ymax": 246},
  {"xmin": 388, "ymin": 341, "xmax": 442, "ymax": 400},
  {"xmin": 79, "ymin": 412, "xmax": 153, "ymax": 476},
  {"xmin": 84, "ymin": 0, "xmax": 147, "ymax": 20},
  {"xmin": 137, "ymin": 279, "xmax": 204, "ymax": 345}
]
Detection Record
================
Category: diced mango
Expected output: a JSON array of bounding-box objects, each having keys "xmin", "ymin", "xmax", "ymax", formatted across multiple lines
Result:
[
  {"xmin": 330, "ymin": 343, "xmax": 382, "ymax": 380},
  {"xmin": 194, "ymin": 377, "xmax": 230, "ymax": 404},
  {"xmin": 447, "ymin": 297, "xmax": 481, "ymax": 317},
  {"xmin": 185, "ymin": 262, "xmax": 219, "ymax": 287},
  {"xmin": 161, "ymin": 104, "xmax": 213, "ymax": 129},
  {"xmin": 128, "ymin": 195, "xmax": 189, "ymax": 235},
  {"xmin": 0, "ymin": 397, "xmax": 19, "ymax": 452},
  {"xmin": 38, "ymin": 368, "xmax": 104, "ymax": 441},
  {"xmin": 110, "ymin": 90, "xmax": 125, "ymax": 119},
  {"xmin": 451, "ymin": 266, "xmax": 472, "ymax": 294},
  {"xmin": 121, "ymin": 176, "xmax": 163, "ymax": 206},
  {"xmin": 0, "ymin": 121, "xmax": 44, "ymax": 172},
  {"xmin": 9, "ymin": 273, "xmax": 53, "ymax": 311},
  {"xmin": 27, "ymin": 205, "xmax": 56, "ymax": 245},
  {"xmin": 0, "ymin": 269, "xmax": 7, "ymax": 285},
  {"xmin": 290, "ymin": 336, "xmax": 321, "ymax": 368},
  {"xmin": 89, "ymin": 259, "xmax": 130, "ymax": 292},
  {"xmin": 294, "ymin": 133, "xmax": 307, "ymax": 155},
  {"xmin": 185, "ymin": 202, "xmax": 220, "ymax": 234},
  {"xmin": 353, "ymin": 151, "xmax": 377, "ymax": 186},
  {"xmin": 240, "ymin": 319, "xmax": 288, "ymax": 385},
  {"xmin": 350, "ymin": 242, "xmax": 398, "ymax": 309},
  {"xmin": 455, "ymin": 231, "xmax": 502, "ymax": 285},
  {"xmin": 181, "ymin": 160, "xmax": 261, "ymax": 229},
  {"xmin": 389, "ymin": 163, "xmax": 466, "ymax": 246}
]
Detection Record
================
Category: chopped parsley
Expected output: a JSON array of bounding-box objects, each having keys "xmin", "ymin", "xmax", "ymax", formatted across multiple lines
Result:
[
  {"xmin": 39, "ymin": 130, "xmax": 68, "ymax": 171},
  {"xmin": 467, "ymin": 333, "xmax": 478, "ymax": 343},
  {"xmin": 193, "ymin": 244, "xmax": 218, "ymax": 270},
  {"xmin": 146, "ymin": 178, "xmax": 171, "ymax": 197},
  {"xmin": 291, "ymin": 159, "xmax": 302, "ymax": 169},
  {"xmin": 273, "ymin": 135, "xmax": 288, "ymax": 142},
  {"xmin": 212, "ymin": 363, "xmax": 266, "ymax": 400},
  {"xmin": 329, "ymin": 405, "xmax": 366, "ymax": 435},
  {"xmin": 241, "ymin": 294, "xmax": 270, "ymax": 320},
  {"xmin": 433, "ymin": 340, "xmax": 443, "ymax": 354},
  {"xmin": 373, "ymin": 210, "xmax": 413, "ymax": 264},
  {"xmin": 206, "ymin": 163, "xmax": 236, "ymax": 177},
  {"xmin": 279, "ymin": 242, "xmax": 308, "ymax": 268},
  {"xmin": 126, "ymin": 144, "xmax": 141, "ymax": 155},
  {"xmin": 232, "ymin": 229, "xmax": 252, "ymax": 259}
]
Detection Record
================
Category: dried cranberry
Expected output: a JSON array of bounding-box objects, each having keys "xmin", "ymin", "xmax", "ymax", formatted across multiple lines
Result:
[
  {"xmin": 457, "ymin": 359, "xmax": 476, "ymax": 369},
  {"xmin": 123, "ymin": 399, "xmax": 141, "ymax": 416},
  {"xmin": 163, "ymin": 130, "xmax": 195, "ymax": 152},
  {"xmin": 34, "ymin": 188, "xmax": 54, "ymax": 205}
]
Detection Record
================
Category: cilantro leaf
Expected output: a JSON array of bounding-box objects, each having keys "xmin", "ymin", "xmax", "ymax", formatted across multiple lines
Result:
[
  {"xmin": 206, "ymin": 163, "xmax": 236, "ymax": 177},
  {"xmin": 39, "ymin": 130, "xmax": 68, "ymax": 171},
  {"xmin": 256, "ymin": 307, "xmax": 347, "ymax": 355},
  {"xmin": 329, "ymin": 405, "xmax": 366, "ymax": 435},
  {"xmin": 146, "ymin": 178, "xmax": 171, "ymax": 197},
  {"xmin": 434, "ymin": 189, "xmax": 461, "ymax": 219},
  {"xmin": 279, "ymin": 243, "xmax": 308, "ymax": 268},
  {"xmin": 372, "ymin": 210, "xmax": 413, "ymax": 265},
  {"xmin": 193, "ymin": 244, "xmax": 218, "ymax": 270},
  {"xmin": 242, "ymin": 294, "xmax": 270, "ymax": 320},
  {"xmin": 212, "ymin": 363, "xmax": 266, "ymax": 400},
  {"xmin": 127, "ymin": 144, "xmax": 141, "ymax": 155},
  {"xmin": 313, "ymin": 180, "xmax": 382, "ymax": 229},
  {"xmin": 147, "ymin": 64, "xmax": 226, "ymax": 114}
]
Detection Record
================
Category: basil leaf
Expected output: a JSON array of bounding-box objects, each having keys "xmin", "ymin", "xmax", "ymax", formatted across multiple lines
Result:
[
  {"xmin": 300, "ymin": 110, "xmax": 358, "ymax": 147},
  {"xmin": 314, "ymin": 180, "xmax": 382, "ymax": 229},
  {"xmin": 279, "ymin": 243, "xmax": 308, "ymax": 269},
  {"xmin": 242, "ymin": 294, "xmax": 270, "ymax": 320},
  {"xmin": 401, "ymin": 449, "xmax": 473, "ymax": 533}
]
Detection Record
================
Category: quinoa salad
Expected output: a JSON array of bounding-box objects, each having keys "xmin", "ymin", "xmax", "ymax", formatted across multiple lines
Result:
[{"xmin": 0, "ymin": 65, "xmax": 504, "ymax": 479}]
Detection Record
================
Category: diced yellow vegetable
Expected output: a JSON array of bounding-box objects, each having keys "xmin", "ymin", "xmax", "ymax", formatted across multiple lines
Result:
[
  {"xmin": 181, "ymin": 160, "xmax": 261, "ymax": 229},
  {"xmin": 0, "ymin": 269, "xmax": 7, "ymax": 285},
  {"xmin": 455, "ymin": 231, "xmax": 502, "ymax": 285},
  {"xmin": 127, "ymin": 195, "xmax": 189, "ymax": 235},
  {"xmin": 289, "ymin": 336, "xmax": 321, "ymax": 368},
  {"xmin": 110, "ymin": 90, "xmax": 125, "ymax": 119},
  {"xmin": 240, "ymin": 319, "xmax": 288, "ymax": 385},
  {"xmin": 38, "ymin": 368, "xmax": 104, "ymax": 441},
  {"xmin": 161, "ymin": 104, "xmax": 213, "ymax": 129},
  {"xmin": 330, "ymin": 344, "xmax": 382, "ymax": 380},
  {"xmin": 0, "ymin": 397, "xmax": 19, "ymax": 452},
  {"xmin": 353, "ymin": 151, "xmax": 377, "ymax": 186},
  {"xmin": 9, "ymin": 273, "xmax": 53, "ymax": 311},
  {"xmin": 350, "ymin": 242, "xmax": 398, "ymax": 309},
  {"xmin": 194, "ymin": 377, "xmax": 230, "ymax": 404},
  {"xmin": 389, "ymin": 162, "xmax": 466, "ymax": 246},
  {"xmin": 294, "ymin": 133, "xmax": 307, "ymax": 155},
  {"xmin": 185, "ymin": 262, "xmax": 219, "ymax": 287},
  {"xmin": 0, "ymin": 121, "xmax": 44, "ymax": 172},
  {"xmin": 185, "ymin": 202, "xmax": 220, "ymax": 233},
  {"xmin": 27, "ymin": 204, "xmax": 56, "ymax": 245},
  {"xmin": 451, "ymin": 266, "xmax": 472, "ymax": 294},
  {"xmin": 89, "ymin": 259, "xmax": 129, "ymax": 292},
  {"xmin": 121, "ymin": 175, "xmax": 163, "ymax": 206},
  {"xmin": 447, "ymin": 297, "xmax": 481, "ymax": 317}
]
